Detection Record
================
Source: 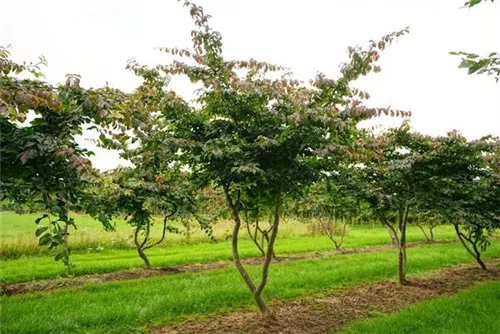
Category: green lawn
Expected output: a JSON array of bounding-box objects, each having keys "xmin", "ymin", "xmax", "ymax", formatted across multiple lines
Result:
[
  {"xmin": 1, "ymin": 241, "xmax": 499, "ymax": 334},
  {"xmin": 0, "ymin": 219, "xmax": 458, "ymax": 283},
  {"xmin": 0, "ymin": 211, "xmax": 237, "ymax": 258},
  {"xmin": 0, "ymin": 212, "xmax": 457, "ymax": 259},
  {"xmin": 340, "ymin": 280, "xmax": 500, "ymax": 334}
]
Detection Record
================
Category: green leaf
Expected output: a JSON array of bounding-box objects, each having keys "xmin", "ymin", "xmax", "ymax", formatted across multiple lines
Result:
[
  {"xmin": 38, "ymin": 234, "xmax": 51, "ymax": 246},
  {"xmin": 35, "ymin": 226, "xmax": 48, "ymax": 237},
  {"xmin": 468, "ymin": 0, "xmax": 482, "ymax": 7},
  {"xmin": 54, "ymin": 252, "xmax": 66, "ymax": 262},
  {"xmin": 35, "ymin": 214, "xmax": 49, "ymax": 224}
]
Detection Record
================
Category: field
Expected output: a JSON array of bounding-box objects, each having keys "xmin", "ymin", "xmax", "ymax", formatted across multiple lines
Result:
[
  {"xmin": 0, "ymin": 211, "xmax": 458, "ymax": 283},
  {"xmin": 1, "ymin": 211, "xmax": 499, "ymax": 333},
  {"xmin": 340, "ymin": 280, "xmax": 500, "ymax": 334}
]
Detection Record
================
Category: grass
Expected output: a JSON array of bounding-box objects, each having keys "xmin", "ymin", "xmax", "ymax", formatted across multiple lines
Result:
[
  {"xmin": 0, "ymin": 211, "xmax": 236, "ymax": 258},
  {"xmin": 0, "ymin": 212, "xmax": 458, "ymax": 259},
  {"xmin": 0, "ymin": 221, "xmax": 458, "ymax": 283},
  {"xmin": 340, "ymin": 280, "xmax": 500, "ymax": 334},
  {"xmin": 1, "ymin": 241, "xmax": 499, "ymax": 334}
]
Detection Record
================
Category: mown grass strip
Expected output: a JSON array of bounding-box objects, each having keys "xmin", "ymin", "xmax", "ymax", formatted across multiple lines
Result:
[
  {"xmin": 0, "ymin": 225, "xmax": 457, "ymax": 284},
  {"xmin": 340, "ymin": 280, "xmax": 500, "ymax": 334},
  {"xmin": 1, "ymin": 241, "xmax": 499, "ymax": 334}
]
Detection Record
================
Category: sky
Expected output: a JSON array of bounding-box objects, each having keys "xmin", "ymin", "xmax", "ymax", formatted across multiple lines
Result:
[{"xmin": 1, "ymin": 0, "xmax": 499, "ymax": 170}]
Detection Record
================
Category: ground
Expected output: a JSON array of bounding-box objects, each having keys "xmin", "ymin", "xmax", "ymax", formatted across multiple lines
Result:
[{"xmin": 0, "ymin": 211, "xmax": 499, "ymax": 334}]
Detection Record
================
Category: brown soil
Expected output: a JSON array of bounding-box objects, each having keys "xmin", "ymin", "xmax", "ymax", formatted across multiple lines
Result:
[
  {"xmin": 154, "ymin": 259, "xmax": 500, "ymax": 334},
  {"xmin": 1, "ymin": 240, "xmax": 448, "ymax": 296}
]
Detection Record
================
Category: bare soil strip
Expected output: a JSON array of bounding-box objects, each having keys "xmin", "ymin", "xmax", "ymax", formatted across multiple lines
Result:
[
  {"xmin": 1, "ymin": 240, "xmax": 449, "ymax": 296},
  {"xmin": 154, "ymin": 259, "xmax": 500, "ymax": 334}
]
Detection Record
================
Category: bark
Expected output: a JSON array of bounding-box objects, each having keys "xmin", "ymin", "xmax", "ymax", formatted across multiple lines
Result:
[
  {"xmin": 453, "ymin": 223, "xmax": 487, "ymax": 270},
  {"xmin": 319, "ymin": 216, "xmax": 347, "ymax": 250},
  {"xmin": 338, "ymin": 218, "xmax": 348, "ymax": 249},
  {"xmin": 471, "ymin": 239, "xmax": 487, "ymax": 271},
  {"xmin": 380, "ymin": 214, "xmax": 399, "ymax": 247},
  {"xmin": 143, "ymin": 209, "xmax": 176, "ymax": 251},
  {"xmin": 223, "ymin": 184, "xmax": 281, "ymax": 318},
  {"xmin": 184, "ymin": 220, "xmax": 191, "ymax": 240},
  {"xmin": 429, "ymin": 225, "xmax": 435, "ymax": 242},
  {"xmin": 62, "ymin": 222, "xmax": 72, "ymax": 270},
  {"xmin": 254, "ymin": 187, "xmax": 281, "ymax": 318},
  {"xmin": 223, "ymin": 185, "xmax": 258, "ymax": 299},
  {"xmin": 260, "ymin": 225, "xmax": 277, "ymax": 259},
  {"xmin": 134, "ymin": 221, "xmax": 151, "ymax": 269},
  {"xmin": 397, "ymin": 204, "xmax": 410, "ymax": 286},
  {"xmin": 244, "ymin": 206, "xmax": 265, "ymax": 256},
  {"xmin": 416, "ymin": 223, "xmax": 431, "ymax": 242}
]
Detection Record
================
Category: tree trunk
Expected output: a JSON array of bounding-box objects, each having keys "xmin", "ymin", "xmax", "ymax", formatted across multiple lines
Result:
[
  {"xmin": 137, "ymin": 246, "xmax": 151, "ymax": 269},
  {"xmin": 223, "ymin": 186, "xmax": 259, "ymax": 303},
  {"xmin": 471, "ymin": 241, "xmax": 487, "ymax": 270},
  {"xmin": 134, "ymin": 223, "xmax": 152, "ymax": 269},
  {"xmin": 381, "ymin": 217, "xmax": 399, "ymax": 247},
  {"xmin": 244, "ymin": 207, "xmax": 265, "ymax": 256},
  {"xmin": 453, "ymin": 223, "xmax": 487, "ymax": 270},
  {"xmin": 184, "ymin": 220, "xmax": 191, "ymax": 241},
  {"xmin": 254, "ymin": 187, "xmax": 281, "ymax": 318},
  {"xmin": 337, "ymin": 218, "xmax": 348, "ymax": 250},
  {"xmin": 398, "ymin": 205, "xmax": 409, "ymax": 286},
  {"xmin": 416, "ymin": 223, "xmax": 431, "ymax": 242},
  {"xmin": 62, "ymin": 222, "xmax": 72, "ymax": 273},
  {"xmin": 223, "ymin": 184, "xmax": 281, "ymax": 319}
]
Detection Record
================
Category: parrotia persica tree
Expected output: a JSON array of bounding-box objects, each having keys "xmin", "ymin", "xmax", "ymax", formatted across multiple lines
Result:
[
  {"xmin": 0, "ymin": 47, "xmax": 124, "ymax": 272},
  {"xmin": 300, "ymin": 180, "xmax": 360, "ymax": 250},
  {"xmin": 100, "ymin": 165, "xmax": 193, "ymax": 269},
  {"xmin": 409, "ymin": 210, "xmax": 443, "ymax": 242},
  {"xmin": 420, "ymin": 131, "xmax": 500, "ymax": 270},
  {"xmin": 120, "ymin": 0, "xmax": 410, "ymax": 317},
  {"xmin": 350, "ymin": 124, "xmax": 436, "ymax": 285}
]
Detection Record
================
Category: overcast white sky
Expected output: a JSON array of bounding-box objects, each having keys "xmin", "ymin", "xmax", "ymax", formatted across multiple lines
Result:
[{"xmin": 2, "ymin": 0, "xmax": 499, "ymax": 170}]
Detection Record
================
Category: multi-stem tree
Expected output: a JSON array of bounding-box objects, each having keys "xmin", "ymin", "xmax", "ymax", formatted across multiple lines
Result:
[
  {"xmin": 409, "ymin": 210, "xmax": 442, "ymax": 242},
  {"xmin": 421, "ymin": 131, "xmax": 500, "ymax": 269},
  {"xmin": 121, "ymin": 1, "xmax": 410, "ymax": 318},
  {"xmin": 301, "ymin": 180, "xmax": 359, "ymax": 250},
  {"xmin": 101, "ymin": 166, "xmax": 192, "ymax": 269},
  {"xmin": 350, "ymin": 124, "xmax": 435, "ymax": 285}
]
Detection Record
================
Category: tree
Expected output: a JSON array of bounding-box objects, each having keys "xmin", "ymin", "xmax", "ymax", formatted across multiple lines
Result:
[
  {"xmin": 350, "ymin": 124, "xmax": 435, "ymax": 285},
  {"xmin": 300, "ymin": 180, "xmax": 359, "ymax": 250},
  {"xmin": 0, "ymin": 47, "xmax": 118, "ymax": 272},
  {"xmin": 99, "ymin": 166, "xmax": 192, "ymax": 269},
  {"xmin": 240, "ymin": 195, "xmax": 276, "ymax": 257},
  {"xmin": 420, "ymin": 131, "xmax": 500, "ymax": 269},
  {"xmin": 410, "ymin": 210, "xmax": 442, "ymax": 242},
  {"xmin": 118, "ymin": 1, "xmax": 409, "ymax": 317}
]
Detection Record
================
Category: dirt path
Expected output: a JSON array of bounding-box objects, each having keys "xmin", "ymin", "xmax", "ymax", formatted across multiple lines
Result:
[
  {"xmin": 154, "ymin": 259, "xmax": 500, "ymax": 334},
  {"xmin": 1, "ymin": 240, "xmax": 450, "ymax": 296}
]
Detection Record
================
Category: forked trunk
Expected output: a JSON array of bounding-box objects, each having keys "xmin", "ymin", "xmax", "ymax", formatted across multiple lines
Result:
[
  {"xmin": 137, "ymin": 246, "xmax": 151, "ymax": 269},
  {"xmin": 244, "ymin": 207, "xmax": 265, "ymax": 256},
  {"xmin": 224, "ymin": 184, "xmax": 281, "ymax": 319},
  {"xmin": 453, "ymin": 223, "xmax": 487, "ymax": 270},
  {"xmin": 134, "ymin": 223, "xmax": 152, "ymax": 269},
  {"xmin": 381, "ymin": 216, "xmax": 399, "ymax": 247},
  {"xmin": 416, "ymin": 223, "xmax": 431, "ymax": 242}
]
